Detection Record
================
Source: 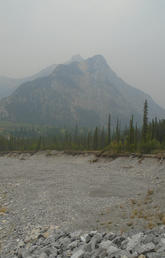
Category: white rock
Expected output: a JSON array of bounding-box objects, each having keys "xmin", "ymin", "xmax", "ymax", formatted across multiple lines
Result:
[
  {"xmin": 39, "ymin": 253, "xmax": 48, "ymax": 258},
  {"xmin": 127, "ymin": 233, "xmax": 143, "ymax": 251},
  {"xmin": 161, "ymin": 238, "xmax": 165, "ymax": 245},
  {"xmin": 71, "ymin": 249, "xmax": 84, "ymax": 258},
  {"xmin": 80, "ymin": 233, "xmax": 91, "ymax": 243},
  {"xmin": 100, "ymin": 240, "xmax": 112, "ymax": 250},
  {"xmin": 107, "ymin": 245, "xmax": 120, "ymax": 255},
  {"xmin": 137, "ymin": 242, "xmax": 155, "ymax": 254}
]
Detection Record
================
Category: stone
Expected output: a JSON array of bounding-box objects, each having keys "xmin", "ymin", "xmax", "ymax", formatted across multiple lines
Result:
[
  {"xmin": 91, "ymin": 248, "xmax": 106, "ymax": 258},
  {"xmin": 59, "ymin": 237, "xmax": 71, "ymax": 249},
  {"xmin": 100, "ymin": 240, "xmax": 112, "ymax": 250},
  {"xmin": 106, "ymin": 245, "xmax": 120, "ymax": 256},
  {"xmin": 71, "ymin": 249, "xmax": 85, "ymax": 258},
  {"xmin": 39, "ymin": 253, "xmax": 48, "ymax": 258},
  {"xmin": 91, "ymin": 233, "xmax": 102, "ymax": 250},
  {"xmin": 68, "ymin": 240, "xmax": 79, "ymax": 250},
  {"xmin": 18, "ymin": 249, "xmax": 31, "ymax": 258},
  {"xmin": 89, "ymin": 231, "xmax": 97, "ymax": 237},
  {"xmin": 147, "ymin": 253, "xmax": 163, "ymax": 258},
  {"xmin": 18, "ymin": 241, "xmax": 25, "ymax": 248},
  {"xmin": 83, "ymin": 243, "xmax": 92, "ymax": 252},
  {"xmin": 84, "ymin": 253, "xmax": 91, "ymax": 258},
  {"xmin": 143, "ymin": 234, "xmax": 155, "ymax": 244},
  {"xmin": 70, "ymin": 231, "xmax": 82, "ymax": 240},
  {"xmin": 160, "ymin": 238, "xmax": 165, "ymax": 245},
  {"xmin": 99, "ymin": 250, "xmax": 108, "ymax": 258},
  {"xmin": 137, "ymin": 243, "xmax": 155, "ymax": 254},
  {"xmin": 156, "ymin": 246, "xmax": 165, "ymax": 253},
  {"xmin": 112, "ymin": 236, "xmax": 126, "ymax": 247},
  {"xmin": 80, "ymin": 234, "xmax": 91, "ymax": 243},
  {"xmin": 127, "ymin": 233, "xmax": 143, "ymax": 252},
  {"xmin": 104, "ymin": 232, "xmax": 116, "ymax": 241}
]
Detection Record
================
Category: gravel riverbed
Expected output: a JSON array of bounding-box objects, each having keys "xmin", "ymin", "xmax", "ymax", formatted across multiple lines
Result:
[{"xmin": 0, "ymin": 152, "xmax": 165, "ymax": 257}]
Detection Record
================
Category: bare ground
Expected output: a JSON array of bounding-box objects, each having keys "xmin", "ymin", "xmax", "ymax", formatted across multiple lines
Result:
[{"xmin": 0, "ymin": 152, "xmax": 165, "ymax": 256}]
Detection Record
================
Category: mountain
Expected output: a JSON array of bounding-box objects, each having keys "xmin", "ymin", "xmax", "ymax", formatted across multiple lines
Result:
[
  {"xmin": 0, "ymin": 64, "xmax": 57, "ymax": 99},
  {"xmin": 66, "ymin": 54, "xmax": 84, "ymax": 64},
  {"xmin": 0, "ymin": 55, "xmax": 164, "ymax": 127}
]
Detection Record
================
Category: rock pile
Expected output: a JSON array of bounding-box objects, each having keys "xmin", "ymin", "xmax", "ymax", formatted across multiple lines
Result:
[{"xmin": 13, "ymin": 226, "xmax": 165, "ymax": 258}]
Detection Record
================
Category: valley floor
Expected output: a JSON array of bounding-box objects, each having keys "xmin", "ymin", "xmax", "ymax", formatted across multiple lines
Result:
[{"xmin": 0, "ymin": 152, "xmax": 165, "ymax": 257}]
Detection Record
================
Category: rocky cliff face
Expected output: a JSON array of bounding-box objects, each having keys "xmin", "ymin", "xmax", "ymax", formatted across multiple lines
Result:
[{"xmin": 0, "ymin": 55, "xmax": 164, "ymax": 127}]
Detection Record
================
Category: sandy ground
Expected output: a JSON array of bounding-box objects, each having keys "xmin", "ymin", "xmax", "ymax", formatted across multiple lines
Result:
[{"xmin": 0, "ymin": 152, "xmax": 165, "ymax": 255}]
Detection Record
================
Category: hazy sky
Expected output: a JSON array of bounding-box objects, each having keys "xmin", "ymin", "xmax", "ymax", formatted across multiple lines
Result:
[{"xmin": 0, "ymin": 0, "xmax": 165, "ymax": 107}]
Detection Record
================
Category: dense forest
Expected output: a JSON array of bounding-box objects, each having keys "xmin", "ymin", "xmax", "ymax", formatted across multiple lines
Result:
[{"xmin": 0, "ymin": 100, "xmax": 165, "ymax": 154}]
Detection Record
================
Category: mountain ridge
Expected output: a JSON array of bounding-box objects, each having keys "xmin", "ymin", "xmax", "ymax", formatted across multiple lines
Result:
[
  {"xmin": 0, "ymin": 55, "xmax": 164, "ymax": 127},
  {"xmin": 0, "ymin": 64, "xmax": 57, "ymax": 99}
]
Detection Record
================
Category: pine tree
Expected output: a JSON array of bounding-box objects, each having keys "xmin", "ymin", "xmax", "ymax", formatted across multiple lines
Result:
[
  {"xmin": 93, "ymin": 127, "xmax": 98, "ymax": 150},
  {"xmin": 135, "ymin": 123, "xmax": 138, "ymax": 150},
  {"xmin": 107, "ymin": 114, "xmax": 111, "ymax": 145},
  {"xmin": 116, "ymin": 119, "xmax": 120, "ymax": 143},
  {"xmin": 87, "ymin": 131, "xmax": 91, "ymax": 150},
  {"xmin": 142, "ymin": 100, "xmax": 148, "ymax": 142},
  {"xmin": 129, "ymin": 115, "xmax": 134, "ymax": 145},
  {"xmin": 100, "ymin": 127, "xmax": 106, "ymax": 149},
  {"xmin": 74, "ymin": 124, "xmax": 78, "ymax": 144}
]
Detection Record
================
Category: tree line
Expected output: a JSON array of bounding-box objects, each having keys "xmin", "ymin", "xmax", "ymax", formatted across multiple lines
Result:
[{"xmin": 0, "ymin": 100, "xmax": 165, "ymax": 153}]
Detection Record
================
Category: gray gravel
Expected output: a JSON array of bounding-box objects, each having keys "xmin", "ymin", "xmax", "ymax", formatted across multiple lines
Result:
[{"xmin": 0, "ymin": 151, "xmax": 165, "ymax": 257}]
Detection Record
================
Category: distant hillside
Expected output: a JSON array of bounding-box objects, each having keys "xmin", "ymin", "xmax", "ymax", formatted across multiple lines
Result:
[
  {"xmin": 0, "ymin": 64, "xmax": 57, "ymax": 99},
  {"xmin": 0, "ymin": 55, "xmax": 164, "ymax": 127}
]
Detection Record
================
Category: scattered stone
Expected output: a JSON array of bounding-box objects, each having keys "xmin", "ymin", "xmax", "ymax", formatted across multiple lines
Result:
[
  {"xmin": 100, "ymin": 240, "xmax": 112, "ymax": 250},
  {"xmin": 39, "ymin": 253, "xmax": 48, "ymax": 258},
  {"xmin": 68, "ymin": 240, "xmax": 79, "ymax": 250},
  {"xmin": 80, "ymin": 233, "xmax": 91, "ymax": 243},
  {"xmin": 71, "ymin": 248, "xmax": 84, "ymax": 258},
  {"xmin": 10, "ymin": 227, "xmax": 165, "ymax": 258},
  {"xmin": 106, "ymin": 245, "xmax": 119, "ymax": 255},
  {"xmin": 137, "ymin": 243, "xmax": 155, "ymax": 254},
  {"xmin": 127, "ymin": 233, "xmax": 143, "ymax": 252}
]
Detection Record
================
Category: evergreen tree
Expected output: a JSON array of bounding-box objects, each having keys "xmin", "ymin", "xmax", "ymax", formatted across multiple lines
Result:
[
  {"xmin": 116, "ymin": 119, "xmax": 120, "ymax": 143},
  {"xmin": 129, "ymin": 115, "xmax": 134, "ymax": 145},
  {"xmin": 74, "ymin": 124, "xmax": 78, "ymax": 144},
  {"xmin": 134, "ymin": 123, "xmax": 138, "ymax": 150},
  {"xmin": 93, "ymin": 127, "xmax": 98, "ymax": 150},
  {"xmin": 142, "ymin": 100, "xmax": 148, "ymax": 142},
  {"xmin": 107, "ymin": 114, "xmax": 111, "ymax": 145},
  {"xmin": 100, "ymin": 127, "xmax": 106, "ymax": 149}
]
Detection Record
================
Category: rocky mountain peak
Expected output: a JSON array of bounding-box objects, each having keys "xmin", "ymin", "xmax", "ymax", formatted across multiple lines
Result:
[
  {"xmin": 67, "ymin": 55, "xmax": 84, "ymax": 64},
  {"xmin": 87, "ymin": 55, "xmax": 108, "ymax": 67}
]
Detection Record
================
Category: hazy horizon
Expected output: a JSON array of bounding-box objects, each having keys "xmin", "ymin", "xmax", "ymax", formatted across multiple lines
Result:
[{"xmin": 0, "ymin": 0, "xmax": 165, "ymax": 108}]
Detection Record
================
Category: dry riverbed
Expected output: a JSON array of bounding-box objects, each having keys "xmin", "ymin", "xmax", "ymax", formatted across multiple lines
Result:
[{"xmin": 0, "ymin": 151, "xmax": 165, "ymax": 257}]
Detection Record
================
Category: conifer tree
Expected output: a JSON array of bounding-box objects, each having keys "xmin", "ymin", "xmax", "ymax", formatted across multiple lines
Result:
[
  {"xmin": 74, "ymin": 124, "xmax": 78, "ymax": 144},
  {"xmin": 142, "ymin": 100, "xmax": 148, "ymax": 142},
  {"xmin": 100, "ymin": 127, "xmax": 106, "ymax": 149},
  {"xmin": 129, "ymin": 115, "xmax": 134, "ymax": 145},
  {"xmin": 107, "ymin": 114, "xmax": 111, "ymax": 145},
  {"xmin": 116, "ymin": 119, "xmax": 120, "ymax": 143},
  {"xmin": 87, "ymin": 131, "xmax": 91, "ymax": 150},
  {"xmin": 93, "ymin": 127, "xmax": 98, "ymax": 150},
  {"xmin": 135, "ymin": 123, "xmax": 138, "ymax": 150}
]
